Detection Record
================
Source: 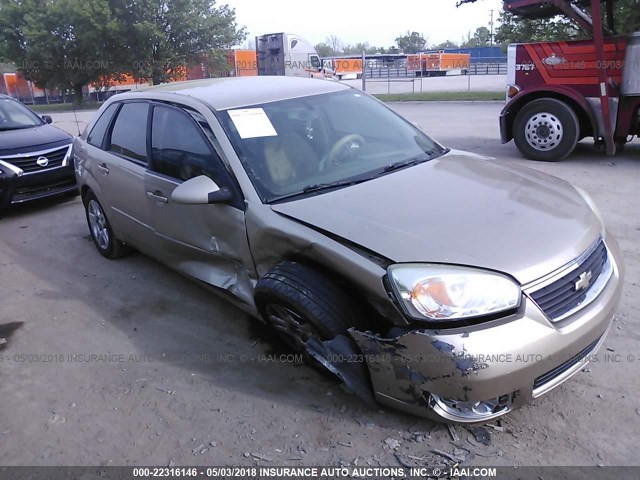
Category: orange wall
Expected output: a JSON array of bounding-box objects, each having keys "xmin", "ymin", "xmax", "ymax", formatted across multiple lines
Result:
[
  {"xmin": 231, "ymin": 50, "xmax": 257, "ymax": 76},
  {"xmin": 333, "ymin": 59, "xmax": 363, "ymax": 74},
  {"xmin": 407, "ymin": 53, "xmax": 470, "ymax": 71}
]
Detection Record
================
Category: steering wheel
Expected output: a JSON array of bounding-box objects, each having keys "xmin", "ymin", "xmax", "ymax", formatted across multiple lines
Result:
[{"xmin": 325, "ymin": 134, "xmax": 366, "ymax": 167}]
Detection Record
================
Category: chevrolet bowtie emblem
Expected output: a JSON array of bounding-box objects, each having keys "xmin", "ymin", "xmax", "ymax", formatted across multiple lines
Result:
[{"xmin": 575, "ymin": 271, "xmax": 593, "ymax": 291}]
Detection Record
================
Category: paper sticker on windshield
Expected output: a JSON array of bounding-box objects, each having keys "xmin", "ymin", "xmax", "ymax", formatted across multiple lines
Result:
[{"xmin": 228, "ymin": 108, "xmax": 277, "ymax": 139}]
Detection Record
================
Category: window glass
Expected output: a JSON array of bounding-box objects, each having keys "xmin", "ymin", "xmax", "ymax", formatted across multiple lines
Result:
[
  {"xmin": 109, "ymin": 102, "xmax": 149, "ymax": 162},
  {"xmin": 151, "ymin": 105, "xmax": 225, "ymax": 183},
  {"xmin": 219, "ymin": 90, "xmax": 445, "ymax": 203},
  {"xmin": 87, "ymin": 103, "xmax": 119, "ymax": 148},
  {"xmin": 0, "ymin": 98, "xmax": 42, "ymax": 129}
]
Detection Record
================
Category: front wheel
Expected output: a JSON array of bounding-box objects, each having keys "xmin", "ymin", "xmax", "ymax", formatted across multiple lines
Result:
[
  {"xmin": 254, "ymin": 262, "xmax": 361, "ymax": 354},
  {"xmin": 513, "ymin": 98, "xmax": 579, "ymax": 161}
]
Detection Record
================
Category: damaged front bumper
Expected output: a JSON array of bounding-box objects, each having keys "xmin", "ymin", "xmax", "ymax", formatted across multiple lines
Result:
[{"xmin": 309, "ymin": 238, "xmax": 624, "ymax": 424}]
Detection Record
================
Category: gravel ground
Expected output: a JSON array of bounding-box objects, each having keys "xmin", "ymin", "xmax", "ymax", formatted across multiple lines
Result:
[{"xmin": 0, "ymin": 102, "xmax": 638, "ymax": 467}]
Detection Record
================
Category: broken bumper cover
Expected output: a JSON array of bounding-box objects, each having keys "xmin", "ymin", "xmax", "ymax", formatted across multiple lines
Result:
[{"xmin": 345, "ymin": 237, "xmax": 624, "ymax": 423}]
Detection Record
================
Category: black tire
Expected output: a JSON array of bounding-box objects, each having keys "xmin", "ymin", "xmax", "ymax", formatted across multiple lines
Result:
[
  {"xmin": 254, "ymin": 261, "xmax": 361, "ymax": 353},
  {"xmin": 513, "ymin": 98, "xmax": 579, "ymax": 161},
  {"xmin": 83, "ymin": 191, "xmax": 129, "ymax": 259}
]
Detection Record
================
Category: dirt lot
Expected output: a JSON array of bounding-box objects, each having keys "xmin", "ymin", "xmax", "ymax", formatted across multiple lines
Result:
[{"xmin": 0, "ymin": 102, "xmax": 638, "ymax": 467}]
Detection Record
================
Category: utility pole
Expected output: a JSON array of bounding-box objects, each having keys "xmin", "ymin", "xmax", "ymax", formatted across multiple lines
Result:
[{"xmin": 489, "ymin": 9, "xmax": 495, "ymax": 46}]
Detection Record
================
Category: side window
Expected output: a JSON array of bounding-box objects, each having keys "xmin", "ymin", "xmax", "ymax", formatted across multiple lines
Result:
[
  {"xmin": 87, "ymin": 103, "xmax": 119, "ymax": 148},
  {"xmin": 108, "ymin": 102, "xmax": 149, "ymax": 163},
  {"xmin": 150, "ymin": 105, "xmax": 226, "ymax": 184}
]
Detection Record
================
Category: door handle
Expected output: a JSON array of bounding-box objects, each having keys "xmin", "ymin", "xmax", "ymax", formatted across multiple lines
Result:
[
  {"xmin": 96, "ymin": 163, "xmax": 109, "ymax": 175},
  {"xmin": 146, "ymin": 190, "xmax": 168, "ymax": 204}
]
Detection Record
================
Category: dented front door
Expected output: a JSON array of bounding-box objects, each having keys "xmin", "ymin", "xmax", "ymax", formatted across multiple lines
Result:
[{"xmin": 143, "ymin": 102, "xmax": 255, "ymax": 305}]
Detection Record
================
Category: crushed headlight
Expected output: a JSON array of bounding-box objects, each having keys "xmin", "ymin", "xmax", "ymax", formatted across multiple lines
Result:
[{"xmin": 388, "ymin": 264, "xmax": 521, "ymax": 321}]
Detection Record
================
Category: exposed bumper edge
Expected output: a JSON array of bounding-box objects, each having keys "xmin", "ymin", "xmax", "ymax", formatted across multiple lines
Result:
[{"xmin": 304, "ymin": 335, "xmax": 377, "ymax": 408}]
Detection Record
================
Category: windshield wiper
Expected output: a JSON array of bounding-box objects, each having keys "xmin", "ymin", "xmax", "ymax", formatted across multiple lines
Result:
[
  {"xmin": 382, "ymin": 153, "xmax": 433, "ymax": 173},
  {"xmin": 302, "ymin": 179, "xmax": 365, "ymax": 193},
  {"xmin": 270, "ymin": 178, "xmax": 370, "ymax": 203},
  {"xmin": 0, "ymin": 125, "xmax": 35, "ymax": 131}
]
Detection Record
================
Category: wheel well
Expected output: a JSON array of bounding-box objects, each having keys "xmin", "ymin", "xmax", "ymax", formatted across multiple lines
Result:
[
  {"xmin": 261, "ymin": 256, "xmax": 404, "ymax": 334},
  {"xmin": 506, "ymin": 92, "xmax": 595, "ymax": 141},
  {"xmin": 79, "ymin": 185, "xmax": 90, "ymax": 201}
]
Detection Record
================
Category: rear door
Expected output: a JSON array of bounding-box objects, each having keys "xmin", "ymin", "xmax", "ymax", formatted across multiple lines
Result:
[
  {"xmin": 87, "ymin": 101, "xmax": 156, "ymax": 249},
  {"xmin": 143, "ymin": 103, "xmax": 255, "ymax": 304}
]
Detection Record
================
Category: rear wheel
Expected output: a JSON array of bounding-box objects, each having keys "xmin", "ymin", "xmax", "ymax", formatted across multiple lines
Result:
[
  {"xmin": 513, "ymin": 98, "xmax": 579, "ymax": 161},
  {"xmin": 83, "ymin": 191, "xmax": 129, "ymax": 259},
  {"xmin": 255, "ymin": 262, "xmax": 360, "ymax": 353}
]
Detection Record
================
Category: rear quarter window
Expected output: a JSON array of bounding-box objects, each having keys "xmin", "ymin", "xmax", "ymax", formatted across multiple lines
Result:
[{"xmin": 87, "ymin": 103, "xmax": 120, "ymax": 148}]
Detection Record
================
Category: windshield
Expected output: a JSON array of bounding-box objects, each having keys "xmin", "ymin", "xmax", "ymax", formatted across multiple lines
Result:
[
  {"xmin": 0, "ymin": 98, "xmax": 44, "ymax": 130},
  {"xmin": 219, "ymin": 90, "xmax": 446, "ymax": 203}
]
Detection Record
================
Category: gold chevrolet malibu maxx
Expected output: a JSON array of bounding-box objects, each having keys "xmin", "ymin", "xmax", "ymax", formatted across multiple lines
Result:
[{"xmin": 73, "ymin": 77, "xmax": 624, "ymax": 423}]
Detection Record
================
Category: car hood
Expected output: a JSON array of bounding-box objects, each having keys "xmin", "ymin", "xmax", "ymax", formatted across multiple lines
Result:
[
  {"xmin": 270, "ymin": 150, "xmax": 602, "ymax": 285},
  {"xmin": 0, "ymin": 124, "xmax": 72, "ymax": 154}
]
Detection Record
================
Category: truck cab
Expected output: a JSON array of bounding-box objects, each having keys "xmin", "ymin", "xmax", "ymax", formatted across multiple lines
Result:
[
  {"xmin": 256, "ymin": 33, "xmax": 322, "ymax": 78},
  {"xmin": 468, "ymin": 0, "xmax": 640, "ymax": 161}
]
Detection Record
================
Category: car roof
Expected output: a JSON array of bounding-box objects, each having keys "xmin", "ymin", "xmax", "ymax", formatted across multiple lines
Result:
[{"xmin": 135, "ymin": 76, "xmax": 352, "ymax": 110}]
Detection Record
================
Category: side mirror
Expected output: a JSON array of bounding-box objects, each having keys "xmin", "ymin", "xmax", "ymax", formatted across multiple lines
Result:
[
  {"xmin": 171, "ymin": 175, "xmax": 232, "ymax": 205},
  {"xmin": 42, "ymin": 115, "xmax": 53, "ymax": 124}
]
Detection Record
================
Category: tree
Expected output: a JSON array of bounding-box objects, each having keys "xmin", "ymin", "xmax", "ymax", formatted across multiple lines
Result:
[
  {"xmin": 326, "ymin": 35, "xmax": 343, "ymax": 55},
  {"xmin": 494, "ymin": 10, "xmax": 581, "ymax": 49},
  {"xmin": 493, "ymin": 0, "xmax": 640, "ymax": 50},
  {"xmin": 343, "ymin": 42, "xmax": 380, "ymax": 55},
  {"xmin": 314, "ymin": 43, "xmax": 333, "ymax": 58},
  {"xmin": 243, "ymin": 38, "xmax": 255, "ymax": 50},
  {"xmin": 461, "ymin": 26, "xmax": 492, "ymax": 48},
  {"xmin": 118, "ymin": 0, "xmax": 245, "ymax": 85},
  {"xmin": 614, "ymin": 0, "xmax": 640, "ymax": 33},
  {"xmin": 0, "ymin": 0, "xmax": 124, "ymax": 102},
  {"xmin": 0, "ymin": 0, "xmax": 246, "ymax": 101},
  {"xmin": 395, "ymin": 31, "xmax": 427, "ymax": 54},
  {"xmin": 431, "ymin": 40, "xmax": 459, "ymax": 50}
]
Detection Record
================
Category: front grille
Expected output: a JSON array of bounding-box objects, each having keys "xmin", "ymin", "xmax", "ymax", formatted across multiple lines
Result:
[
  {"xmin": 533, "ymin": 335, "xmax": 601, "ymax": 391},
  {"xmin": 0, "ymin": 145, "xmax": 70, "ymax": 174},
  {"xmin": 530, "ymin": 240, "xmax": 608, "ymax": 320},
  {"xmin": 11, "ymin": 177, "xmax": 76, "ymax": 203}
]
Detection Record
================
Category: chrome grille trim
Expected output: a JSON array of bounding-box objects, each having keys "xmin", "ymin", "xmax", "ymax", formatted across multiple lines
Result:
[
  {"xmin": 524, "ymin": 238, "xmax": 613, "ymax": 322},
  {"xmin": 0, "ymin": 144, "xmax": 72, "ymax": 175}
]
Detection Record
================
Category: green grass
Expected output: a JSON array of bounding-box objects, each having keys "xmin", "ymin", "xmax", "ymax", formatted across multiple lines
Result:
[
  {"xmin": 29, "ymin": 101, "xmax": 104, "ymax": 113},
  {"xmin": 373, "ymin": 91, "xmax": 504, "ymax": 102}
]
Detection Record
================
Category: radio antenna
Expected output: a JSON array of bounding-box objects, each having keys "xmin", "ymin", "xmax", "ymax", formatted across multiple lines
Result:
[{"xmin": 71, "ymin": 100, "xmax": 81, "ymax": 136}]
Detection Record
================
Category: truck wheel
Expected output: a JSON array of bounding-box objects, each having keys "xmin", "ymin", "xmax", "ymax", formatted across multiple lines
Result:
[
  {"xmin": 83, "ymin": 191, "xmax": 129, "ymax": 259},
  {"xmin": 513, "ymin": 98, "xmax": 579, "ymax": 161},
  {"xmin": 254, "ymin": 262, "xmax": 360, "ymax": 353}
]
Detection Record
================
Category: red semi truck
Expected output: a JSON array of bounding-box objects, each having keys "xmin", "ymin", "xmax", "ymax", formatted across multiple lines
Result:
[{"xmin": 463, "ymin": 0, "xmax": 640, "ymax": 161}]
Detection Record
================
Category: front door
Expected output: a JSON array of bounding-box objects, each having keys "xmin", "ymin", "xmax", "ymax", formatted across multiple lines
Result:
[{"xmin": 144, "ymin": 103, "xmax": 255, "ymax": 304}]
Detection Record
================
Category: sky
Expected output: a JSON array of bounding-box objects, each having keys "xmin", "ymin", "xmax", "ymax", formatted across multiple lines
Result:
[{"xmin": 223, "ymin": 0, "xmax": 505, "ymax": 49}]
